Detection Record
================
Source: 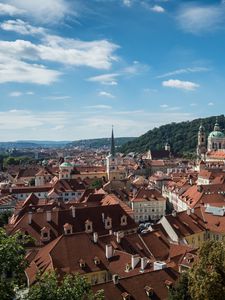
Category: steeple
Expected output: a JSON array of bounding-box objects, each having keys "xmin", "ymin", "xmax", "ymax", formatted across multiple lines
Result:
[
  {"xmin": 110, "ymin": 126, "xmax": 115, "ymax": 157},
  {"xmin": 214, "ymin": 117, "xmax": 220, "ymax": 131}
]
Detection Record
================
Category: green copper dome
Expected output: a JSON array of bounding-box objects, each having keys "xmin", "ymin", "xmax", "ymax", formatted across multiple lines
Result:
[
  {"xmin": 208, "ymin": 131, "xmax": 225, "ymax": 138},
  {"xmin": 60, "ymin": 162, "xmax": 73, "ymax": 168}
]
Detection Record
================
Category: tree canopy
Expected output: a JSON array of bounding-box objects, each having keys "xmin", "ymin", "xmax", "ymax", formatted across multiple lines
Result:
[
  {"xmin": 0, "ymin": 228, "xmax": 32, "ymax": 300},
  {"xmin": 26, "ymin": 271, "xmax": 104, "ymax": 300},
  {"xmin": 169, "ymin": 241, "xmax": 225, "ymax": 300},
  {"xmin": 120, "ymin": 115, "xmax": 225, "ymax": 156}
]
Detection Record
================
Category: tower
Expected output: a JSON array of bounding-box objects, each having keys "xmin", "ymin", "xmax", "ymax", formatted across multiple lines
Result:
[
  {"xmin": 165, "ymin": 141, "xmax": 171, "ymax": 152},
  {"xmin": 197, "ymin": 122, "xmax": 206, "ymax": 160},
  {"xmin": 106, "ymin": 127, "xmax": 118, "ymax": 181}
]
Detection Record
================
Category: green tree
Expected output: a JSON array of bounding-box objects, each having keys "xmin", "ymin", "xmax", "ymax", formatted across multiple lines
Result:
[
  {"xmin": 90, "ymin": 179, "xmax": 103, "ymax": 190},
  {"xmin": 0, "ymin": 211, "xmax": 12, "ymax": 227},
  {"xmin": 188, "ymin": 241, "xmax": 225, "ymax": 300},
  {"xmin": 0, "ymin": 228, "xmax": 32, "ymax": 300},
  {"xmin": 169, "ymin": 272, "xmax": 191, "ymax": 300},
  {"xmin": 26, "ymin": 271, "xmax": 104, "ymax": 300}
]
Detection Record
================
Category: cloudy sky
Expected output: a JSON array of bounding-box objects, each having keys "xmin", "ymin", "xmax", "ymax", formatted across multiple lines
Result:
[{"xmin": 0, "ymin": 0, "xmax": 225, "ymax": 141}]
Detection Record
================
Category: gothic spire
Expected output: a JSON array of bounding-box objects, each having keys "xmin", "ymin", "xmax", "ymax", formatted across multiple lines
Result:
[{"xmin": 110, "ymin": 126, "xmax": 115, "ymax": 157}]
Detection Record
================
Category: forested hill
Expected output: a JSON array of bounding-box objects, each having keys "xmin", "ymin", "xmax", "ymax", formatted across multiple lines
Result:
[
  {"xmin": 120, "ymin": 115, "xmax": 225, "ymax": 156},
  {"xmin": 69, "ymin": 137, "xmax": 135, "ymax": 149}
]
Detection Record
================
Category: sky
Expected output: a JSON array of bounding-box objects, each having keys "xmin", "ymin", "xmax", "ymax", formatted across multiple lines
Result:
[{"xmin": 0, "ymin": 0, "xmax": 225, "ymax": 141}]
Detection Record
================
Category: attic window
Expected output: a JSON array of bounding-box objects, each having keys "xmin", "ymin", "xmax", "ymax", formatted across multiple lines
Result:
[
  {"xmin": 79, "ymin": 259, "xmax": 86, "ymax": 268},
  {"xmin": 93, "ymin": 256, "xmax": 100, "ymax": 265},
  {"xmin": 121, "ymin": 215, "xmax": 127, "ymax": 226},
  {"xmin": 144, "ymin": 285, "xmax": 154, "ymax": 297},
  {"xmin": 121, "ymin": 292, "xmax": 130, "ymax": 300},
  {"xmin": 165, "ymin": 280, "xmax": 173, "ymax": 289}
]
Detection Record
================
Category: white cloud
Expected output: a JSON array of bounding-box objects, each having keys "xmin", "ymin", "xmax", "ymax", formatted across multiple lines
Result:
[
  {"xmin": 85, "ymin": 105, "xmax": 112, "ymax": 109},
  {"xmin": 0, "ymin": 56, "xmax": 61, "ymax": 85},
  {"xmin": 9, "ymin": 91, "xmax": 22, "ymax": 97},
  {"xmin": 0, "ymin": 28, "xmax": 119, "ymax": 84},
  {"xmin": 87, "ymin": 73, "xmax": 119, "ymax": 85},
  {"xmin": 122, "ymin": 61, "xmax": 149, "ymax": 75},
  {"xmin": 151, "ymin": 5, "xmax": 165, "ymax": 13},
  {"xmin": 162, "ymin": 79, "xmax": 200, "ymax": 91},
  {"xmin": 157, "ymin": 67, "xmax": 209, "ymax": 78},
  {"xmin": 160, "ymin": 104, "xmax": 168, "ymax": 108},
  {"xmin": 208, "ymin": 102, "xmax": 214, "ymax": 106},
  {"xmin": 0, "ymin": 36, "xmax": 119, "ymax": 70},
  {"xmin": 122, "ymin": 0, "xmax": 132, "ymax": 7},
  {"xmin": 5, "ymin": 0, "xmax": 72, "ymax": 23},
  {"xmin": 0, "ymin": 3, "xmax": 25, "ymax": 16},
  {"xmin": 43, "ymin": 95, "xmax": 72, "ymax": 100},
  {"xmin": 98, "ymin": 91, "xmax": 115, "ymax": 98},
  {"xmin": 177, "ymin": 3, "xmax": 225, "ymax": 34},
  {"xmin": 0, "ymin": 19, "xmax": 46, "ymax": 35},
  {"xmin": 0, "ymin": 109, "xmax": 68, "ymax": 130}
]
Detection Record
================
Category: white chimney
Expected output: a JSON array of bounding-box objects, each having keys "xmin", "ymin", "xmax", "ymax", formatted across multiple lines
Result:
[
  {"xmin": 93, "ymin": 232, "xmax": 98, "ymax": 243},
  {"xmin": 153, "ymin": 261, "xmax": 167, "ymax": 271},
  {"xmin": 28, "ymin": 211, "xmax": 32, "ymax": 224},
  {"xmin": 105, "ymin": 244, "xmax": 113, "ymax": 259},
  {"xmin": 102, "ymin": 213, "xmax": 105, "ymax": 222},
  {"xmin": 46, "ymin": 210, "xmax": 51, "ymax": 222},
  {"xmin": 71, "ymin": 206, "xmax": 76, "ymax": 218},
  {"xmin": 112, "ymin": 274, "xmax": 119, "ymax": 285},
  {"xmin": 116, "ymin": 232, "xmax": 121, "ymax": 243},
  {"xmin": 187, "ymin": 208, "xmax": 191, "ymax": 215},
  {"xmin": 131, "ymin": 254, "xmax": 140, "ymax": 270},
  {"xmin": 140, "ymin": 257, "xmax": 148, "ymax": 271},
  {"xmin": 172, "ymin": 210, "xmax": 177, "ymax": 217},
  {"xmin": 191, "ymin": 208, "xmax": 195, "ymax": 213}
]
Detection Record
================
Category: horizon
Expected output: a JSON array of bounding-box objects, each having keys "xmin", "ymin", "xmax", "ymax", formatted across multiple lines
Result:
[{"xmin": 1, "ymin": 0, "xmax": 225, "ymax": 141}]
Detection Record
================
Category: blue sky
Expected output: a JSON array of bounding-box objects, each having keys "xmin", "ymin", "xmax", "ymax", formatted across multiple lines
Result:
[{"xmin": 0, "ymin": 0, "xmax": 225, "ymax": 141}]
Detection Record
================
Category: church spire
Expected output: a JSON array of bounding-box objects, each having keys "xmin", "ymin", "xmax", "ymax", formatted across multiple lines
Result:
[
  {"xmin": 214, "ymin": 117, "xmax": 220, "ymax": 131},
  {"xmin": 110, "ymin": 126, "xmax": 115, "ymax": 157}
]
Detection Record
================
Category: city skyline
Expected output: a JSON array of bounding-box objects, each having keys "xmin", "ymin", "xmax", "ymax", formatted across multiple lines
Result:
[{"xmin": 1, "ymin": 0, "xmax": 225, "ymax": 141}]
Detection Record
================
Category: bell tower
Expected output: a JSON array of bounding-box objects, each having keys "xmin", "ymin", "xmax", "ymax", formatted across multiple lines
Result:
[{"xmin": 197, "ymin": 122, "xmax": 206, "ymax": 160}]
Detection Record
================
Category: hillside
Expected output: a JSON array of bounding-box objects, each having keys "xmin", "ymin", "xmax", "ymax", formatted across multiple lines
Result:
[
  {"xmin": 69, "ymin": 137, "xmax": 135, "ymax": 149},
  {"xmin": 120, "ymin": 115, "xmax": 225, "ymax": 156}
]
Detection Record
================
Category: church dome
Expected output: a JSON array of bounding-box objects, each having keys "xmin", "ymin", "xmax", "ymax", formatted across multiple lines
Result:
[
  {"xmin": 60, "ymin": 162, "xmax": 73, "ymax": 168},
  {"xmin": 208, "ymin": 131, "xmax": 225, "ymax": 138}
]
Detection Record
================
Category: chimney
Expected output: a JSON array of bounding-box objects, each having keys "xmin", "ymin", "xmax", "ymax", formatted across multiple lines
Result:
[
  {"xmin": 153, "ymin": 261, "xmax": 167, "ymax": 271},
  {"xmin": 102, "ymin": 212, "xmax": 105, "ymax": 222},
  {"xmin": 71, "ymin": 206, "xmax": 76, "ymax": 218},
  {"xmin": 187, "ymin": 208, "xmax": 191, "ymax": 215},
  {"xmin": 116, "ymin": 232, "xmax": 121, "ymax": 243},
  {"xmin": 191, "ymin": 208, "xmax": 195, "ymax": 213},
  {"xmin": 112, "ymin": 274, "xmax": 119, "ymax": 285},
  {"xmin": 131, "ymin": 254, "xmax": 140, "ymax": 270},
  {"xmin": 140, "ymin": 257, "xmax": 148, "ymax": 271},
  {"xmin": 93, "ymin": 232, "xmax": 98, "ymax": 243},
  {"xmin": 105, "ymin": 244, "xmax": 113, "ymax": 259},
  {"xmin": 46, "ymin": 210, "xmax": 51, "ymax": 222},
  {"xmin": 28, "ymin": 211, "xmax": 32, "ymax": 224},
  {"xmin": 172, "ymin": 210, "xmax": 177, "ymax": 217}
]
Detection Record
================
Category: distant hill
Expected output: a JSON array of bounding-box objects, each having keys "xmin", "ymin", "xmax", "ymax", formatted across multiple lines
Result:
[
  {"xmin": 69, "ymin": 137, "xmax": 135, "ymax": 149},
  {"xmin": 0, "ymin": 141, "xmax": 70, "ymax": 149},
  {"xmin": 120, "ymin": 115, "xmax": 225, "ymax": 156}
]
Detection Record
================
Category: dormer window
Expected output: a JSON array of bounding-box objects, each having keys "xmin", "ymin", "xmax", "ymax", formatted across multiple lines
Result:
[
  {"xmin": 79, "ymin": 259, "xmax": 86, "ymax": 268},
  {"xmin": 121, "ymin": 292, "xmax": 130, "ymax": 300},
  {"xmin": 121, "ymin": 215, "xmax": 127, "ymax": 226},
  {"xmin": 93, "ymin": 256, "xmax": 100, "ymax": 265},
  {"xmin": 144, "ymin": 285, "xmax": 154, "ymax": 297},
  {"xmin": 104, "ymin": 217, "xmax": 112, "ymax": 230},
  {"xmin": 41, "ymin": 227, "xmax": 50, "ymax": 241},
  {"xmin": 85, "ymin": 220, "xmax": 93, "ymax": 233},
  {"xmin": 165, "ymin": 280, "xmax": 173, "ymax": 289},
  {"xmin": 63, "ymin": 223, "xmax": 72, "ymax": 235}
]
